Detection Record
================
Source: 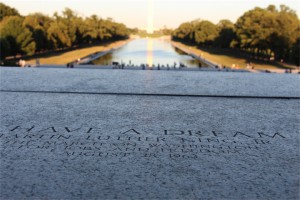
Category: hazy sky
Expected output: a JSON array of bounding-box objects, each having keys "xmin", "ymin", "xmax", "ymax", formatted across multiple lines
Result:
[{"xmin": 2, "ymin": 0, "xmax": 300, "ymax": 29}]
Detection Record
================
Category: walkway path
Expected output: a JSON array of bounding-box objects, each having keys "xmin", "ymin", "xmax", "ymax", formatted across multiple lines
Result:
[
  {"xmin": 76, "ymin": 39, "xmax": 132, "ymax": 65},
  {"xmin": 170, "ymin": 41, "xmax": 217, "ymax": 68}
]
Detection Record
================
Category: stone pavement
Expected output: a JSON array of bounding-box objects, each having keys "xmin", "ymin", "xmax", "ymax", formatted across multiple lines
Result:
[{"xmin": 0, "ymin": 67, "xmax": 299, "ymax": 199}]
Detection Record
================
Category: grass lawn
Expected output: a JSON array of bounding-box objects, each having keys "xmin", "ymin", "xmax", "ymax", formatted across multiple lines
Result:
[
  {"xmin": 172, "ymin": 41, "xmax": 296, "ymax": 70},
  {"xmin": 25, "ymin": 39, "xmax": 130, "ymax": 65}
]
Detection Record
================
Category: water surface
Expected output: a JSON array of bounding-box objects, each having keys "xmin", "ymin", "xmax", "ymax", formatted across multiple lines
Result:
[{"xmin": 91, "ymin": 38, "xmax": 206, "ymax": 67}]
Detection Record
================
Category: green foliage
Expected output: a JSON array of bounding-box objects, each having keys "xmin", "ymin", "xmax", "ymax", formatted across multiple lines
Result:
[
  {"xmin": 0, "ymin": 37, "xmax": 11, "ymax": 59},
  {"xmin": 235, "ymin": 7, "xmax": 277, "ymax": 49},
  {"xmin": 133, "ymin": 28, "xmax": 171, "ymax": 38},
  {"xmin": 128, "ymin": 28, "xmax": 139, "ymax": 35},
  {"xmin": 0, "ymin": 3, "xmax": 20, "ymax": 21},
  {"xmin": 48, "ymin": 20, "xmax": 71, "ymax": 48},
  {"xmin": 0, "ymin": 3, "xmax": 129, "ymax": 59},
  {"xmin": 172, "ymin": 20, "xmax": 219, "ymax": 45},
  {"xmin": 82, "ymin": 15, "xmax": 128, "ymax": 43},
  {"xmin": 193, "ymin": 21, "xmax": 219, "ymax": 45},
  {"xmin": 235, "ymin": 4, "xmax": 299, "ymax": 63},
  {"xmin": 172, "ymin": 22, "xmax": 194, "ymax": 41},
  {"xmin": 172, "ymin": 4, "xmax": 300, "ymax": 65},
  {"xmin": 0, "ymin": 16, "xmax": 35, "ymax": 55},
  {"xmin": 291, "ymin": 38, "xmax": 300, "ymax": 66},
  {"xmin": 23, "ymin": 13, "xmax": 52, "ymax": 51},
  {"xmin": 172, "ymin": 20, "xmax": 220, "ymax": 46},
  {"xmin": 215, "ymin": 20, "xmax": 236, "ymax": 48},
  {"xmin": 269, "ymin": 6, "xmax": 300, "ymax": 60}
]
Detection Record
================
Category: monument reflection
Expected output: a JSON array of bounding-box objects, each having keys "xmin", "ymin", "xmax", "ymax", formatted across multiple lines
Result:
[
  {"xmin": 147, "ymin": 39, "xmax": 153, "ymax": 67},
  {"xmin": 91, "ymin": 38, "xmax": 204, "ymax": 67}
]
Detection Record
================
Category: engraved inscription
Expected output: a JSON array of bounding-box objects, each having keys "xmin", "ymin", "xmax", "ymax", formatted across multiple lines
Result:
[{"xmin": 0, "ymin": 125, "xmax": 286, "ymax": 160}]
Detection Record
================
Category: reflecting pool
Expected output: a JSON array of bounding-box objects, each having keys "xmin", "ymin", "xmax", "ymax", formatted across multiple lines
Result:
[{"xmin": 91, "ymin": 38, "xmax": 206, "ymax": 67}]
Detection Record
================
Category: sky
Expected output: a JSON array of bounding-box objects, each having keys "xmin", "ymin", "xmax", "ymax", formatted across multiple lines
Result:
[{"xmin": 2, "ymin": 0, "xmax": 300, "ymax": 30}]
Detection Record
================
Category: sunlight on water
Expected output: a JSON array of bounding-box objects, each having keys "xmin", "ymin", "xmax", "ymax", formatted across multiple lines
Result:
[
  {"xmin": 91, "ymin": 38, "xmax": 206, "ymax": 68},
  {"xmin": 147, "ymin": 39, "xmax": 153, "ymax": 67}
]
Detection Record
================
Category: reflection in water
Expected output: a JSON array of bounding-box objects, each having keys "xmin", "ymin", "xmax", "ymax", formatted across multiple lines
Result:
[
  {"xmin": 174, "ymin": 47, "xmax": 186, "ymax": 55},
  {"xmin": 147, "ymin": 39, "xmax": 153, "ymax": 67},
  {"xmin": 91, "ymin": 53, "xmax": 113, "ymax": 65},
  {"xmin": 91, "ymin": 38, "xmax": 207, "ymax": 68}
]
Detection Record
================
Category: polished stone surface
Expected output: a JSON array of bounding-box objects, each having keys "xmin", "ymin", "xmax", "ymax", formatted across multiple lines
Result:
[
  {"xmin": 0, "ymin": 67, "xmax": 299, "ymax": 199},
  {"xmin": 1, "ymin": 67, "xmax": 299, "ymax": 97}
]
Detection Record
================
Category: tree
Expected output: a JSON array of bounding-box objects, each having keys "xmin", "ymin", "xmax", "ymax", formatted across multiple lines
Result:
[
  {"xmin": 172, "ymin": 22, "xmax": 194, "ymax": 42},
  {"xmin": 61, "ymin": 8, "xmax": 79, "ymax": 45},
  {"xmin": 47, "ymin": 20, "xmax": 71, "ymax": 48},
  {"xmin": 0, "ymin": 37, "xmax": 11, "ymax": 59},
  {"xmin": 235, "ymin": 7, "xmax": 276, "ymax": 51},
  {"xmin": 0, "ymin": 4, "xmax": 129, "ymax": 59},
  {"xmin": 269, "ymin": 5, "xmax": 300, "ymax": 61},
  {"xmin": 23, "ymin": 13, "xmax": 52, "ymax": 51},
  {"xmin": 83, "ymin": 15, "xmax": 129, "ymax": 43},
  {"xmin": 215, "ymin": 20, "xmax": 236, "ymax": 48},
  {"xmin": 235, "ymin": 5, "xmax": 299, "ymax": 61},
  {"xmin": 161, "ymin": 26, "xmax": 173, "ymax": 35},
  {"xmin": 84, "ymin": 15, "xmax": 103, "ymax": 42},
  {"xmin": 172, "ymin": 20, "xmax": 219, "ymax": 46},
  {"xmin": 0, "ymin": 3, "xmax": 20, "ymax": 21},
  {"xmin": 171, "ymin": 4, "xmax": 299, "ymax": 65},
  {"xmin": 112, "ymin": 22, "xmax": 129, "ymax": 39},
  {"xmin": 193, "ymin": 20, "xmax": 218, "ymax": 45},
  {"xmin": 0, "ymin": 16, "xmax": 36, "ymax": 55},
  {"xmin": 291, "ymin": 38, "xmax": 300, "ymax": 66}
]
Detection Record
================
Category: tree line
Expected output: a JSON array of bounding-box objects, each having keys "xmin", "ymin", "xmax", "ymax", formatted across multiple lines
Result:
[
  {"xmin": 172, "ymin": 5, "xmax": 300, "ymax": 66},
  {"xmin": 0, "ymin": 3, "xmax": 129, "ymax": 60}
]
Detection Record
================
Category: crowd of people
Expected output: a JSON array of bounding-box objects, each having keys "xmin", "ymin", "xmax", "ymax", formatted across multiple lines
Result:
[{"xmin": 15, "ymin": 58, "xmax": 298, "ymax": 74}]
